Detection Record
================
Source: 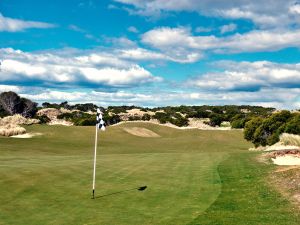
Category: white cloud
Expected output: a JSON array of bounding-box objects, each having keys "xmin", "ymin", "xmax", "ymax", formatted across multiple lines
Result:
[
  {"xmin": 142, "ymin": 27, "xmax": 300, "ymax": 54},
  {"xmin": 106, "ymin": 37, "xmax": 137, "ymax": 47},
  {"xmin": 68, "ymin": 24, "xmax": 85, "ymax": 33},
  {"xmin": 0, "ymin": 13, "xmax": 55, "ymax": 32},
  {"xmin": 0, "ymin": 85, "xmax": 22, "ymax": 93},
  {"xmin": 195, "ymin": 26, "xmax": 212, "ymax": 33},
  {"xmin": 118, "ymin": 47, "xmax": 202, "ymax": 63},
  {"xmin": 0, "ymin": 48, "xmax": 161, "ymax": 88},
  {"xmin": 290, "ymin": 3, "xmax": 300, "ymax": 14},
  {"xmin": 127, "ymin": 26, "xmax": 139, "ymax": 33},
  {"xmin": 17, "ymin": 87, "xmax": 300, "ymax": 109},
  {"xmin": 114, "ymin": 0, "xmax": 299, "ymax": 28},
  {"xmin": 220, "ymin": 23, "xmax": 237, "ymax": 34},
  {"xmin": 188, "ymin": 61, "xmax": 300, "ymax": 91}
]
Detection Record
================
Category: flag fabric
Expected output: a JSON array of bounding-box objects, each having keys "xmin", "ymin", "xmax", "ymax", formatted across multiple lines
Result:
[{"xmin": 96, "ymin": 108, "xmax": 106, "ymax": 131}]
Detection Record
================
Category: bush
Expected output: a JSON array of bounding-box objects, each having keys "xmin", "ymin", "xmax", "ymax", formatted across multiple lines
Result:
[
  {"xmin": 58, "ymin": 112, "xmax": 96, "ymax": 126},
  {"xmin": 104, "ymin": 114, "xmax": 121, "ymax": 125},
  {"xmin": 244, "ymin": 117, "xmax": 263, "ymax": 143},
  {"xmin": 170, "ymin": 113, "xmax": 189, "ymax": 127},
  {"xmin": 153, "ymin": 112, "xmax": 188, "ymax": 127},
  {"xmin": 209, "ymin": 114, "xmax": 224, "ymax": 127},
  {"xmin": 75, "ymin": 117, "xmax": 96, "ymax": 126},
  {"xmin": 128, "ymin": 116, "xmax": 141, "ymax": 121},
  {"xmin": 284, "ymin": 114, "xmax": 300, "ymax": 134},
  {"xmin": 243, "ymin": 111, "xmax": 295, "ymax": 147},
  {"xmin": 142, "ymin": 114, "xmax": 151, "ymax": 121},
  {"xmin": 153, "ymin": 112, "xmax": 169, "ymax": 124},
  {"xmin": 230, "ymin": 114, "xmax": 248, "ymax": 129},
  {"xmin": 35, "ymin": 115, "xmax": 51, "ymax": 124}
]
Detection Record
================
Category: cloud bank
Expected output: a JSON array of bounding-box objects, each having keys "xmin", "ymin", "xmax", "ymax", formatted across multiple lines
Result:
[{"xmin": 0, "ymin": 13, "xmax": 55, "ymax": 32}]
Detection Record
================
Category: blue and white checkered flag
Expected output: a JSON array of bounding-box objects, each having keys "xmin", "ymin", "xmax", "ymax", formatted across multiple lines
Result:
[{"xmin": 96, "ymin": 108, "xmax": 105, "ymax": 131}]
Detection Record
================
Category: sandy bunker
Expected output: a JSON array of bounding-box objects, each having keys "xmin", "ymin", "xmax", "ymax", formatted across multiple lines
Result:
[
  {"xmin": 10, "ymin": 133, "xmax": 43, "ymax": 138},
  {"xmin": 123, "ymin": 127, "xmax": 160, "ymax": 137},
  {"xmin": 272, "ymin": 155, "xmax": 300, "ymax": 166}
]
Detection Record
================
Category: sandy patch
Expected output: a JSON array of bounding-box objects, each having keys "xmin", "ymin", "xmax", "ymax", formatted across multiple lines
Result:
[
  {"xmin": 123, "ymin": 127, "xmax": 160, "ymax": 138},
  {"xmin": 118, "ymin": 109, "xmax": 155, "ymax": 121},
  {"xmin": 48, "ymin": 119, "xmax": 73, "ymax": 126},
  {"xmin": 11, "ymin": 132, "xmax": 42, "ymax": 138},
  {"xmin": 265, "ymin": 143, "xmax": 300, "ymax": 152},
  {"xmin": 250, "ymin": 143, "xmax": 300, "ymax": 152},
  {"xmin": 37, "ymin": 108, "xmax": 61, "ymax": 119},
  {"xmin": 272, "ymin": 155, "xmax": 300, "ymax": 166}
]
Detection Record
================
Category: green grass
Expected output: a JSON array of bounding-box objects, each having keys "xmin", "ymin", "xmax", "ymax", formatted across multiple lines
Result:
[{"xmin": 0, "ymin": 123, "xmax": 299, "ymax": 224}]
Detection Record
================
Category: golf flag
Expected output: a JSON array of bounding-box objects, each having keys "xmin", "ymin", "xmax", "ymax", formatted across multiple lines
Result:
[
  {"xmin": 92, "ymin": 108, "xmax": 105, "ymax": 199},
  {"xmin": 96, "ymin": 109, "xmax": 106, "ymax": 131}
]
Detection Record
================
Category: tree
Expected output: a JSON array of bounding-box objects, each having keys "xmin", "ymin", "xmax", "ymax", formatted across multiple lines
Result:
[
  {"xmin": 0, "ymin": 91, "xmax": 21, "ymax": 115},
  {"xmin": 142, "ymin": 114, "xmax": 151, "ymax": 121},
  {"xmin": 20, "ymin": 98, "xmax": 38, "ymax": 118},
  {"xmin": 209, "ymin": 114, "xmax": 223, "ymax": 127},
  {"xmin": 0, "ymin": 92, "xmax": 38, "ymax": 118},
  {"xmin": 244, "ymin": 111, "xmax": 293, "ymax": 147},
  {"xmin": 244, "ymin": 117, "xmax": 263, "ymax": 143},
  {"xmin": 59, "ymin": 101, "xmax": 70, "ymax": 109},
  {"xmin": 285, "ymin": 114, "xmax": 300, "ymax": 135}
]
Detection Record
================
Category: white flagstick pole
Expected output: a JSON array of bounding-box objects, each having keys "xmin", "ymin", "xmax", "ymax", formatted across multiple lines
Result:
[{"xmin": 92, "ymin": 118, "xmax": 99, "ymax": 199}]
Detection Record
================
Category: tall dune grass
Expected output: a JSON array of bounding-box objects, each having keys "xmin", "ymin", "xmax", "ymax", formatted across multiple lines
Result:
[
  {"xmin": 0, "ymin": 114, "xmax": 39, "ymax": 126},
  {"xmin": 0, "ymin": 124, "xmax": 26, "ymax": 137},
  {"xmin": 280, "ymin": 133, "xmax": 300, "ymax": 147}
]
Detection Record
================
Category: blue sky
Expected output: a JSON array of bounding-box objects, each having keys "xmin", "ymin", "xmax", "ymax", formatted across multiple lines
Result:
[{"xmin": 0, "ymin": 0, "xmax": 300, "ymax": 108}]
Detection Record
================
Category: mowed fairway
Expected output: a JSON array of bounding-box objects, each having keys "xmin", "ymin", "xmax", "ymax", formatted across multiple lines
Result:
[{"xmin": 0, "ymin": 123, "xmax": 299, "ymax": 225}]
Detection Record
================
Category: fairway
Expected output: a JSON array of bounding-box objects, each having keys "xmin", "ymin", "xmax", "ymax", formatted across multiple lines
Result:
[{"xmin": 0, "ymin": 123, "xmax": 299, "ymax": 224}]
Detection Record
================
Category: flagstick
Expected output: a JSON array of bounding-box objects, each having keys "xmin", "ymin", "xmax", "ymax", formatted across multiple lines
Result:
[{"xmin": 92, "ymin": 122, "xmax": 98, "ymax": 199}]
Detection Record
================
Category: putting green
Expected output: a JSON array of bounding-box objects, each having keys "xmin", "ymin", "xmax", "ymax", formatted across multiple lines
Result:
[{"xmin": 0, "ymin": 123, "xmax": 298, "ymax": 224}]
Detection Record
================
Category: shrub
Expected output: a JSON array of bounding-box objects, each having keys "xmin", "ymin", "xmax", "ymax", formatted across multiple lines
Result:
[
  {"xmin": 104, "ymin": 114, "xmax": 121, "ymax": 125},
  {"xmin": 35, "ymin": 115, "xmax": 51, "ymax": 124},
  {"xmin": 142, "ymin": 114, "xmax": 151, "ymax": 121},
  {"xmin": 244, "ymin": 111, "xmax": 295, "ymax": 147},
  {"xmin": 209, "ymin": 114, "xmax": 224, "ymax": 127},
  {"xmin": 170, "ymin": 114, "xmax": 189, "ymax": 127},
  {"xmin": 58, "ymin": 112, "xmax": 96, "ymax": 126},
  {"xmin": 244, "ymin": 117, "xmax": 263, "ymax": 143},
  {"xmin": 230, "ymin": 114, "xmax": 250, "ymax": 129},
  {"xmin": 0, "ymin": 124, "xmax": 26, "ymax": 137},
  {"xmin": 153, "ymin": 112, "xmax": 169, "ymax": 124},
  {"xmin": 284, "ymin": 114, "xmax": 300, "ymax": 134},
  {"xmin": 153, "ymin": 112, "xmax": 188, "ymax": 127},
  {"xmin": 128, "ymin": 116, "xmax": 141, "ymax": 121},
  {"xmin": 75, "ymin": 117, "xmax": 95, "ymax": 126}
]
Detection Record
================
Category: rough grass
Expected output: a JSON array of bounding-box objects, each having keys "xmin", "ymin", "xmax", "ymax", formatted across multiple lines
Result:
[
  {"xmin": 0, "ymin": 123, "xmax": 299, "ymax": 224},
  {"xmin": 189, "ymin": 153, "xmax": 300, "ymax": 225},
  {"xmin": 0, "ymin": 124, "xmax": 26, "ymax": 137},
  {"xmin": 0, "ymin": 114, "xmax": 39, "ymax": 126},
  {"xmin": 280, "ymin": 133, "xmax": 300, "ymax": 147}
]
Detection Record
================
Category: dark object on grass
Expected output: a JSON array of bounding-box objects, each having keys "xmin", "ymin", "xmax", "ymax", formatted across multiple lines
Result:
[{"xmin": 138, "ymin": 186, "xmax": 147, "ymax": 191}]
